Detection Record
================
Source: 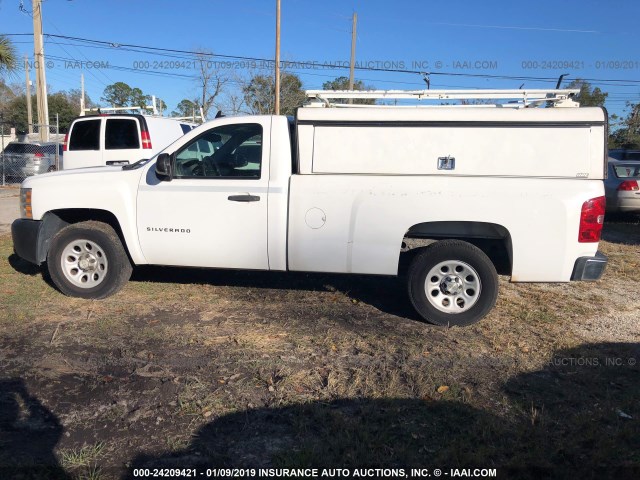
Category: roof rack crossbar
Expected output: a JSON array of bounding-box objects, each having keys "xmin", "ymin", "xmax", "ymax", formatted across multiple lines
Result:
[{"xmin": 305, "ymin": 89, "xmax": 580, "ymax": 108}]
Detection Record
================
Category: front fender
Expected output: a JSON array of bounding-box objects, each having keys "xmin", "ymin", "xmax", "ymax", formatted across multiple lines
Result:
[{"xmin": 24, "ymin": 167, "xmax": 147, "ymax": 264}]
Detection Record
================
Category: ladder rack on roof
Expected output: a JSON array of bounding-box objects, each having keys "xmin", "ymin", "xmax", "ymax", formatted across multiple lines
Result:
[{"xmin": 305, "ymin": 89, "xmax": 581, "ymax": 108}]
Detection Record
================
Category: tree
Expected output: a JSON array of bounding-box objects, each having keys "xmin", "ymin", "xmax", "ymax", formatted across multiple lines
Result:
[
  {"xmin": 155, "ymin": 98, "xmax": 167, "ymax": 115},
  {"xmin": 2, "ymin": 91, "xmax": 76, "ymax": 133},
  {"xmin": 566, "ymin": 79, "xmax": 607, "ymax": 107},
  {"xmin": 0, "ymin": 79, "xmax": 19, "ymax": 110},
  {"xmin": 47, "ymin": 92, "xmax": 78, "ymax": 132},
  {"xmin": 101, "ymin": 82, "xmax": 132, "ymax": 108},
  {"xmin": 101, "ymin": 82, "xmax": 155, "ymax": 113},
  {"xmin": 0, "ymin": 35, "xmax": 18, "ymax": 77},
  {"xmin": 129, "ymin": 87, "xmax": 151, "ymax": 109},
  {"xmin": 218, "ymin": 92, "xmax": 246, "ymax": 116},
  {"xmin": 171, "ymin": 99, "xmax": 198, "ymax": 118},
  {"xmin": 322, "ymin": 76, "xmax": 376, "ymax": 105},
  {"xmin": 65, "ymin": 88, "xmax": 96, "ymax": 113},
  {"xmin": 195, "ymin": 50, "xmax": 227, "ymax": 120},
  {"xmin": 243, "ymin": 72, "xmax": 306, "ymax": 116},
  {"xmin": 609, "ymin": 102, "xmax": 640, "ymax": 148}
]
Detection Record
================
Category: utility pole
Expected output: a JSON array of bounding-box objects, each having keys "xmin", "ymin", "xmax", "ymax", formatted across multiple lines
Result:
[
  {"xmin": 348, "ymin": 12, "xmax": 357, "ymax": 104},
  {"xmin": 32, "ymin": 0, "xmax": 49, "ymax": 141},
  {"xmin": 24, "ymin": 55, "xmax": 33, "ymax": 134},
  {"xmin": 80, "ymin": 73, "xmax": 85, "ymax": 116},
  {"xmin": 274, "ymin": 0, "xmax": 281, "ymax": 115}
]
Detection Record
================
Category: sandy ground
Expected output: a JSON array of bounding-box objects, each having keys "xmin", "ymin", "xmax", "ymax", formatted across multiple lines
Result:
[{"xmin": 0, "ymin": 186, "xmax": 19, "ymax": 235}]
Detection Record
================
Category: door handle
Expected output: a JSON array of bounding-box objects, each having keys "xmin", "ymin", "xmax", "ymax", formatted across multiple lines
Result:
[{"xmin": 228, "ymin": 194, "xmax": 261, "ymax": 202}]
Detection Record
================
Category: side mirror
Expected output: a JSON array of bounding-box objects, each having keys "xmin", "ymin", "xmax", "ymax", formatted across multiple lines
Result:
[{"xmin": 155, "ymin": 153, "xmax": 173, "ymax": 181}]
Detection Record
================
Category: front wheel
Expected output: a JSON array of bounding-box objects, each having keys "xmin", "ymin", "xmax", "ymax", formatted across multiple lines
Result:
[
  {"xmin": 407, "ymin": 240, "xmax": 498, "ymax": 327},
  {"xmin": 47, "ymin": 221, "xmax": 133, "ymax": 299}
]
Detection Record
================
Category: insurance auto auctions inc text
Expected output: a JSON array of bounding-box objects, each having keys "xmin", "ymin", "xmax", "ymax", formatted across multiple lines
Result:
[{"xmin": 211, "ymin": 467, "xmax": 498, "ymax": 478}]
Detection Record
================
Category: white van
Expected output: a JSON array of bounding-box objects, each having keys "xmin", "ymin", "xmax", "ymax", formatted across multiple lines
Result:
[{"xmin": 62, "ymin": 114, "xmax": 195, "ymax": 169}]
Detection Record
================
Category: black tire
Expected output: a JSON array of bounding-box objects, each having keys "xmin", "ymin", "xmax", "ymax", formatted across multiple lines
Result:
[
  {"xmin": 47, "ymin": 221, "xmax": 132, "ymax": 299},
  {"xmin": 407, "ymin": 240, "xmax": 498, "ymax": 327}
]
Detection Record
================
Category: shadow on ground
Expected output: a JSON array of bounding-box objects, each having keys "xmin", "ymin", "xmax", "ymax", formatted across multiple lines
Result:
[
  {"xmin": 5, "ymin": 251, "xmax": 421, "ymax": 320},
  {"xmin": 0, "ymin": 378, "xmax": 70, "ymax": 479},
  {"xmin": 602, "ymin": 215, "xmax": 640, "ymax": 246},
  {"xmin": 132, "ymin": 265, "xmax": 421, "ymax": 320},
  {"xmin": 2, "ymin": 344, "xmax": 638, "ymax": 478},
  {"xmin": 7, "ymin": 253, "xmax": 41, "ymax": 276},
  {"xmin": 124, "ymin": 342, "xmax": 639, "ymax": 479}
]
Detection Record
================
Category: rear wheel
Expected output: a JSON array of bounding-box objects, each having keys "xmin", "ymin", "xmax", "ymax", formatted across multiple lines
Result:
[
  {"xmin": 47, "ymin": 221, "xmax": 132, "ymax": 299},
  {"xmin": 407, "ymin": 240, "xmax": 498, "ymax": 326}
]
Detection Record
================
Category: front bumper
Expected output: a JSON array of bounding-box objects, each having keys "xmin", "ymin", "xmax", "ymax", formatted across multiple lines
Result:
[
  {"xmin": 11, "ymin": 218, "xmax": 42, "ymax": 265},
  {"xmin": 571, "ymin": 252, "xmax": 607, "ymax": 281}
]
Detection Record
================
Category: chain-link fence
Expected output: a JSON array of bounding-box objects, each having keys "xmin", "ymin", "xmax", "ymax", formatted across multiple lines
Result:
[{"xmin": 1, "ymin": 124, "xmax": 64, "ymax": 186}]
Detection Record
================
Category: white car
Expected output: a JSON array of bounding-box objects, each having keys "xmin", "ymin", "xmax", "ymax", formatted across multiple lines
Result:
[
  {"xmin": 605, "ymin": 158, "xmax": 640, "ymax": 213},
  {"xmin": 62, "ymin": 114, "xmax": 195, "ymax": 169}
]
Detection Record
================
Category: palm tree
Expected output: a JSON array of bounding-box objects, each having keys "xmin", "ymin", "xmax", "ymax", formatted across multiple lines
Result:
[{"xmin": 0, "ymin": 35, "xmax": 18, "ymax": 76}]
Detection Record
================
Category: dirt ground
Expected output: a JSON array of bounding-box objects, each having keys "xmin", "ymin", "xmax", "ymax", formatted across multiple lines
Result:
[
  {"xmin": 0, "ymin": 186, "xmax": 20, "ymax": 235},
  {"xmin": 0, "ymin": 216, "xmax": 639, "ymax": 479}
]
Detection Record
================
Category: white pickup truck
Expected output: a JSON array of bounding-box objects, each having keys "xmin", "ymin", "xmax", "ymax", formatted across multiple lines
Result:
[{"xmin": 11, "ymin": 89, "xmax": 608, "ymax": 326}]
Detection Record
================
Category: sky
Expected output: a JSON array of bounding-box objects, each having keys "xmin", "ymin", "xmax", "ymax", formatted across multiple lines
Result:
[{"xmin": 1, "ymin": 0, "xmax": 639, "ymax": 120}]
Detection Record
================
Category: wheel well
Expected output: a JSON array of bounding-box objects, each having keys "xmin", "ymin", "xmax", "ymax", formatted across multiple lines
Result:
[
  {"xmin": 39, "ymin": 209, "xmax": 131, "ymax": 264},
  {"xmin": 399, "ymin": 221, "xmax": 513, "ymax": 276}
]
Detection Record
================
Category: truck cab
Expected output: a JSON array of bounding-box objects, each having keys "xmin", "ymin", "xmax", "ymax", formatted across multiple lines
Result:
[{"xmin": 137, "ymin": 115, "xmax": 291, "ymax": 271}]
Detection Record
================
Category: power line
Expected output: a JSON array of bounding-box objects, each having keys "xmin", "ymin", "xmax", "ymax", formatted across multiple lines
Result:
[
  {"xmin": 5, "ymin": 32, "xmax": 640, "ymax": 87},
  {"xmin": 42, "ymin": 17, "xmax": 115, "ymax": 86},
  {"xmin": 46, "ymin": 55, "xmax": 199, "ymax": 80}
]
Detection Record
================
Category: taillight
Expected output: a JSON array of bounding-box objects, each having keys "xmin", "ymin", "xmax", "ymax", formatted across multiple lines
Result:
[
  {"xmin": 617, "ymin": 180, "xmax": 639, "ymax": 191},
  {"xmin": 578, "ymin": 196, "xmax": 605, "ymax": 243},
  {"xmin": 63, "ymin": 133, "xmax": 69, "ymax": 151},
  {"xmin": 34, "ymin": 152, "xmax": 44, "ymax": 158},
  {"xmin": 141, "ymin": 130, "xmax": 152, "ymax": 149}
]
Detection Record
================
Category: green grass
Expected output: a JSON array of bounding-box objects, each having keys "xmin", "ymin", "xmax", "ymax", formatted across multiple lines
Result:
[{"xmin": 59, "ymin": 443, "xmax": 105, "ymax": 469}]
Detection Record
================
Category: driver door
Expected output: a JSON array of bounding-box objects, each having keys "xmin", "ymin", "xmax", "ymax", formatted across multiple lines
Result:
[{"xmin": 136, "ymin": 118, "xmax": 271, "ymax": 270}]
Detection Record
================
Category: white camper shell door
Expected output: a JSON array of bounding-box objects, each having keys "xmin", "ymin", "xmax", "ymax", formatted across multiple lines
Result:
[{"xmin": 136, "ymin": 118, "xmax": 271, "ymax": 270}]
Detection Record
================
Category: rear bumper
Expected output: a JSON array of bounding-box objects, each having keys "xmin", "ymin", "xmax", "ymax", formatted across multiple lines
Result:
[
  {"xmin": 11, "ymin": 218, "xmax": 42, "ymax": 265},
  {"xmin": 571, "ymin": 251, "xmax": 607, "ymax": 281},
  {"xmin": 607, "ymin": 193, "xmax": 640, "ymax": 213}
]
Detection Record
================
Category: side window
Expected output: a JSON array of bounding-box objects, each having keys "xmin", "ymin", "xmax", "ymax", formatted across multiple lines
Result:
[
  {"xmin": 69, "ymin": 119, "xmax": 101, "ymax": 151},
  {"xmin": 105, "ymin": 119, "xmax": 140, "ymax": 150},
  {"xmin": 180, "ymin": 124, "xmax": 192, "ymax": 134},
  {"xmin": 174, "ymin": 123, "xmax": 262, "ymax": 179}
]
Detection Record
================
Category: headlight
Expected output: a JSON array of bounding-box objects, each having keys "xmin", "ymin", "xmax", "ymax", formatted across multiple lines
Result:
[{"xmin": 20, "ymin": 188, "xmax": 32, "ymax": 219}]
